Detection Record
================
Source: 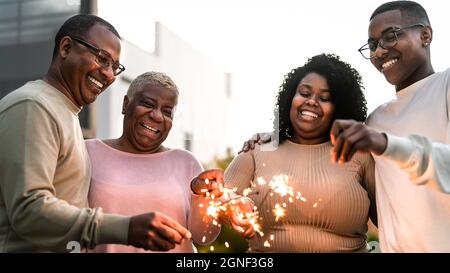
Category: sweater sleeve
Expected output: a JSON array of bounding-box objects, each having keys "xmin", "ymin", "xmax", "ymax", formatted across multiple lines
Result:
[
  {"xmin": 0, "ymin": 101, "xmax": 129, "ymax": 251},
  {"xmin": 188, "ymin": 155, "xmax": 222, "ymax": 246},
  {"xmin": 361, "ymin": 154, "xmax": 377, "ymax": 227},
  {"xmin": 224, "ymin": 150, "xmax": 256, "ymax": 193},
  {"xmin": 382, "ymin": 133, "xmax": 450, "ymax": 193}
]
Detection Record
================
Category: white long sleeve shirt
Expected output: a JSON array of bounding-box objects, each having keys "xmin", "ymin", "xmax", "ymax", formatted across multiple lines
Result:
[{"xmin": 367, "ymin": 68, "xmax": 450, "ymax": 252}]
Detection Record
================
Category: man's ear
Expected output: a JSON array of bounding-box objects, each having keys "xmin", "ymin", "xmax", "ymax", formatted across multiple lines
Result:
[
  {"xmin": 421, "ymin": 25, "xmax": 433, "ymax": 46},
  {"xmin": 122, "ymin": 95, "xmax": 129, "ymax": 114},
  {"xmin": 59, "ymin": 36, "xmax": 73, "ymax": 60}
]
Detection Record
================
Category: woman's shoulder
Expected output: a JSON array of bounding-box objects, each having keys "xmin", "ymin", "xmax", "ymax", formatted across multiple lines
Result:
[
  {"xmin": 84, "ymin": 138, "xmax": 102, "ymax": 150},
  {"xmin": 169, "ymin": 148, "xmax": 202, "ymax": 162},
  {"xmin": 350, "ymin": 151, "xmax": 374, "ymax": 167}
]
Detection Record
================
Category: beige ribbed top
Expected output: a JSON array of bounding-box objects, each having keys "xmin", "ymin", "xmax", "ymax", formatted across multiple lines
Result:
[{"xmin": 224, "ymin": 140, "xmax": 376, "ymax": 253}]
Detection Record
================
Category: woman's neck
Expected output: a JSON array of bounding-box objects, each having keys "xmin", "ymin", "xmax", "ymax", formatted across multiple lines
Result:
[
  {"xmin": 290, "ymin": 135, "xmax": 330, "ymax": 145},
  {"xmin": 104, "ymin": 138, "xmax": 167, "ymax": 154}
]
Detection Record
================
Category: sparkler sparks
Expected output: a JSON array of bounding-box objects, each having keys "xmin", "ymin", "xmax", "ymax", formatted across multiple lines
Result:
[
  {"xmin": 313, "ymin": 198, "xmax": 322, "ymax": 208},
  {"xmin": 199, "ymin": 174, "xmax": 309, "ymax": 249},
  {"xmin": 257, "ymin": 177, "xmax": 267, "ymax": 185},
  {"xmin": 269, "ymin": 175, "xmax": 294, "ymax": 197},
  {"xmin": 272, "ymin": 204, "xmax": 286, "ymax": 222},
  {"xmin": 203, "ymin": 188, "xmax": 263, "ymax": 240},
  {"xmin": 242, "ymin": 188, "xmax": 252, "ymax": 197}
]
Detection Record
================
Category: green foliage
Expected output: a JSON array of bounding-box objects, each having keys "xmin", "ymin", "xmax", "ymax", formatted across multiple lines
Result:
[
  {"xmin": 213, "ymin": 147, "xmax": 234, "ymax": 170},
  {"xmin": 194, "ymin": 223, "xmax": 248, "ymax": 253}
]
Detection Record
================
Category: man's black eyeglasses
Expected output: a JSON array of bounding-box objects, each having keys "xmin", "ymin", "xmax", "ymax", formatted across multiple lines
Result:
[
  {"xmin": 70, "ymin": 36, "xmax": 125, "ymax": 76},
  {"xmin": 358, "ymin": 24, "xmax": 425, "ymax": 60}
]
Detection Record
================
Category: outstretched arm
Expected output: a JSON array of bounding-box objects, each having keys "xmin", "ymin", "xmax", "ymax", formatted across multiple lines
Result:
[
  {"xmin": 380, "ymin": 133, "xmax": 450, "ymax": 193},
  {"xmin": 330, "ymin": 119, "xmax": 450, "ymax": 193}
]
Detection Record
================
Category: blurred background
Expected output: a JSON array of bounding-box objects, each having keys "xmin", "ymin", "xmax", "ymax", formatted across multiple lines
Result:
[{"xmin": 1, "ymin": 0, "xmax": 447, "ymax": 252}]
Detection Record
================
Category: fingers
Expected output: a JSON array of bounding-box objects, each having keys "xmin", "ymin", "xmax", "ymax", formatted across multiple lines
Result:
[
  {"xmin": 230, "ymin": 221, "xmax": 255, "ymax": 239},
  {"xmin": 129, "ymin": 212, "xmax": 190, "ymax": 251},
  {"xmin": 198, "ymin": 169, "xmax": 224, "ymax": 184},
  {"xmin": 330, "ymin": 119, "xmax": 352, "ymax": 145},
  {"xmin": 193, "ymin": 169, "xmax": 225, "ymax": 197},
  {"xmin": 258, "ymin": 133, "xmax": 272, "ymax": 144},
  {"xmin": 209, "ymin": 181, "xmax": 225, "ymax": 198},
  {"xmin": 343, "ymin": 129, "xmax": 373, "ymax": 162},
  {"xmin": 227, "ymin": 197, "xmax": 256, "ymax": 239},
  {"xmin": 243, "ymin": 225, "xmax": 255, "ymax": 239},
  {"xmin": 236, "ymin": 197, "xmax": 254, "ymax": 213},
  {"xmin": 332, "ymin": 123, "xmax": 358, "ymax": 163},
  {"xmin": 230, "ymin": 212, "xmax": 255, "ymax": 239},
  {"xmin": 152, "ymin": 224, "xmax": 184, "ymax": 245},
  {"xmin": 146, "ymin": 230, "xmax": 176, "ymax": 251},
  {"xmin": 238, "ymin": 142, "xmax": 250, "ymax": 154},
  {"xmin": 249, "ymin": 141, "xmax": 256, "ymax": 151},
  {"xmin": 159, "ymin": 213, "xmax": 192, "ymax": 240},
  {"xmin": 239, "ymin": 133, "xmax": 271, "ymax": 154},
  {"xmin": 147, "ymin": 213, "xmax": 187, "ymax": 246},
  {"xmin": 230, "ymin": 221, "xmax": 246, "ymax": 233},
  {"xmin": 331, "ymin": 120, "xmax": 378, "ymax": 163}
]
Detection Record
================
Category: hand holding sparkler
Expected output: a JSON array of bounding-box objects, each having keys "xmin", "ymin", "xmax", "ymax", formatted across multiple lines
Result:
[
  {"xmin": 191, "ymin": 169, "xmax": 225, "ymax": 198},
  {"xmin": 330, "ymin": 119, "xmax": 387, "ymax": 163},
  {"xmin": 191, "ymin": 169, "xmax": 262, "ymax": 240},
  {"xmin": 128, "ymin": 212, "xmax": 192, "ymax": 251},
  {"xmin": 227, "ymin": 197, "xmax": 257, "ymax": 239}
]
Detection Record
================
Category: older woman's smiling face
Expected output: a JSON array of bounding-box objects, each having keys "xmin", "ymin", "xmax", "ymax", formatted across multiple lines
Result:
[{"xmin": 122, "ymin": 84, "xmax": 178, "ymax": 153}]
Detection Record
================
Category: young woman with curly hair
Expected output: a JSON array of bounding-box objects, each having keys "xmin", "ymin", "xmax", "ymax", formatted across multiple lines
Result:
[{"xmin": 191, "ymin": 53, "xmax": 377, "ymax": 253}]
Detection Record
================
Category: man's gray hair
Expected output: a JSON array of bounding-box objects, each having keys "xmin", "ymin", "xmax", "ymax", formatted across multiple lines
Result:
[{"xmin": 126, "ymin": 71, "xmax": 179, "ymax": 100}]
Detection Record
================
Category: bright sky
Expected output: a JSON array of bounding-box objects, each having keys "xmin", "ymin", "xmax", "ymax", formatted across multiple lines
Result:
[{"xmin": 99, "ymin": 0, "xmax": 449, "ymax": 153}]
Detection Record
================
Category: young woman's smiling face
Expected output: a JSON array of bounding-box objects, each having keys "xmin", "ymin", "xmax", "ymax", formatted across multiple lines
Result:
[{"xmin": 289, "ymin": 72, "xmax": 335, "ymax": 144}]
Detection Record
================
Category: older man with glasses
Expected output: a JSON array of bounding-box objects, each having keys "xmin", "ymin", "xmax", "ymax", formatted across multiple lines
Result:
[
  {"xmin": 0, "ymin": 14, "xmax": 191, "ymax": 252},
  {"xmin": 70, "ymin": 36, "xmax": 125, "ymax": 77},
  {"xmin": 330, "ymin": 1, "xmax": 450, "ymax": 252}
]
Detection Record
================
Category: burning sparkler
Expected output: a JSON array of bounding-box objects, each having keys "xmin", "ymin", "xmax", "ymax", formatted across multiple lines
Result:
[{"xmin": 198, "ymin": 173, "xmax": 311, "ymax": 250}]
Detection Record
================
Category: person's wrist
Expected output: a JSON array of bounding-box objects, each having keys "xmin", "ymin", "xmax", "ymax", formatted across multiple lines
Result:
[{"xmin": 372, "ymin": 132, "xmax": 388, "ymax": 155}]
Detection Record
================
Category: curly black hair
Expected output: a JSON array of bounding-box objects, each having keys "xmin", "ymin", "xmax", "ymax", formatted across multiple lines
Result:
[{"xmin": 274, "ymin": 53, "xmax": 367, "ymax": 144}]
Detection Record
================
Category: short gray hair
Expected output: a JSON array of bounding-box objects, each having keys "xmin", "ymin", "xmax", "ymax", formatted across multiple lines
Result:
[{"xmin": 126, "ymin": 71, "xmax": 179, "ymax": 101}]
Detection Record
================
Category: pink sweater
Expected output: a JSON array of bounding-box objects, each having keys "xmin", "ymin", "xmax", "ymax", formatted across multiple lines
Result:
[{"xmin": 85, "ymin": 139, "xmax": 203, "ymax": 253}]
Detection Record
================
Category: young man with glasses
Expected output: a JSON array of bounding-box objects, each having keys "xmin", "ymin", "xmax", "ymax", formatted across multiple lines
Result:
[
  {"xmin": 0, "ymin": 14, "xmax": 191, "ymax": 252},
  {"xmin": 330, "ymin": 1, "xmax": 450, "ymax": 252}
]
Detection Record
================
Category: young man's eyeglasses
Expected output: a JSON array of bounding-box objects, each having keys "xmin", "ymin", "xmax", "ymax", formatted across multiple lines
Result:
[
  {"xmin": 358, "ymin": 23, "xmax": 425, "ymax": 60},
  {"xmin": 70, "ymin": 36, "xmax": 125, "ymax": 76}
]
